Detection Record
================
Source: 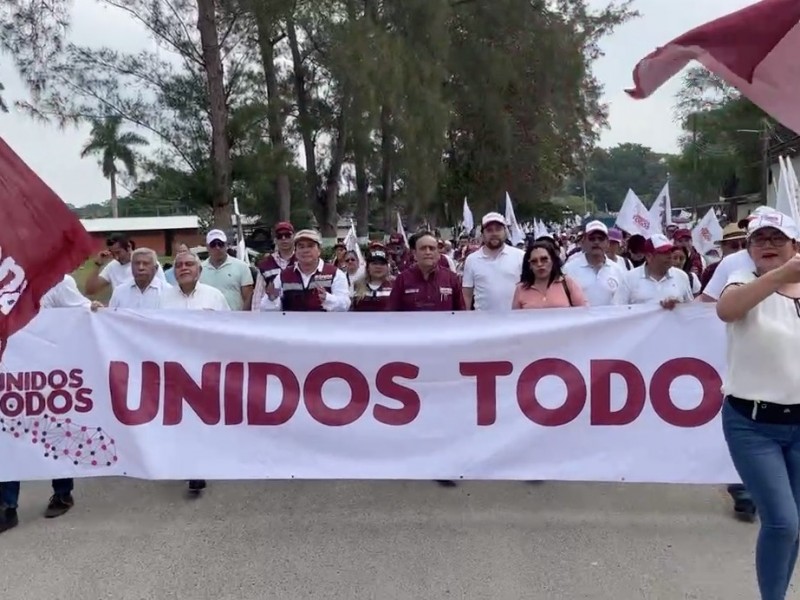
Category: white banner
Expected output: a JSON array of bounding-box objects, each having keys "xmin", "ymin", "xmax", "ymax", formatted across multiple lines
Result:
[{"xmin": 0, "ymin": 306, "xmax": 736, "ymax": 483}]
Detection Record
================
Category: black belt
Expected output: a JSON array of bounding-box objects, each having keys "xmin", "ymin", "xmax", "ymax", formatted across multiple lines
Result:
[{"xmin": 727, "ymin": 396, "xmax": 800, "ymax": 425}]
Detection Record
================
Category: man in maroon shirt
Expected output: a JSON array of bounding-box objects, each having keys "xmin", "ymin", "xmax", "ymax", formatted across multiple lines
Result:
[
  {"xmin": 388, "ymin": 231, "xmax": 464, "ymax": 488},
  {"xmin": 388, "ymin": 231, "xmax": 465, "ymax": 312}
]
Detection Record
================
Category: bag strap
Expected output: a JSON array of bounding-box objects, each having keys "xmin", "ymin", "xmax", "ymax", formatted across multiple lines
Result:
[{"xmin": 561, "ymin": 278, "xmax": 574, "ymax": 307}]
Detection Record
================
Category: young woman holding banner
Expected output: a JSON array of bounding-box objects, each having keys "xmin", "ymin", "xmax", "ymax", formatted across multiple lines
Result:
[{"xmin": 716, "ymin": 212, "xmax": 800, "ymax": 600}]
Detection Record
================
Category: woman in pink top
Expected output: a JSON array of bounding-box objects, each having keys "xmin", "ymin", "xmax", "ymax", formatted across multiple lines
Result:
[{"xmin": 512, "ymin": 241, "xmax": 587, "ymax": 309}]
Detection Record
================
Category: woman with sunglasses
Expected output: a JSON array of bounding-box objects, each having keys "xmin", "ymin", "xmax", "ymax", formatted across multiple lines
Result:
[
  {"xmin": 716, "ymin": 212, "xmax": 800, "ymax": 600},
  {"xmin": 512, "ymin": 241, "xmax": 586, "ymax": 309},
  {"xmin": 343, "ymin": 250, "xmax": 364, "ymax": 290},
  {"xmin": 700, "ymin": 223, "xmax": 747, "ymax": 293}
]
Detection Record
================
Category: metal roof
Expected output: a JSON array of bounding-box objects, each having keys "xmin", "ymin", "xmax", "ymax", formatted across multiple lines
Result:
[{"xmin": 80, "ymin": 215, "xmax": 200, "ymax": 233}]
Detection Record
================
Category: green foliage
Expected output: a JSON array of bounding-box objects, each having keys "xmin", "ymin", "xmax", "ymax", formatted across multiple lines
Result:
[{"xmin": 670, "ymin": 67, "xmax": 768, "ymax": 201}]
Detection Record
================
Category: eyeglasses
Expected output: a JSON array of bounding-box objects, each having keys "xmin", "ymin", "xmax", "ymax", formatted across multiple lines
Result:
[
  {"xmin": 345, "ymin": 258, "xmax": 357, "ymax": 263},
  {"xmin": 208, "ymin": 240, "xmax": 226, "ymax": 248},
  {"xmin": 750, "ymin": 234, "xmax": 790, "ymax": 248}
]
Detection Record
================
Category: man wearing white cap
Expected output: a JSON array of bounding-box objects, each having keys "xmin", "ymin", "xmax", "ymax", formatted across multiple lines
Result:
[
  {"xmin": 562, "ymin": 220, "xmax": 625, "ymax": 306},
  {"xmin": 261, "ymin": 229, "xmax": 351, "ymax": 312},
  {"xmin": 699, "ymin": 206, "xmax": 779, "ymax": 302},
  {"xmin": 462, "ymin": 212, "xmax": 524, "ymax": 310},
  {"xmin": 200, "ymin": 229, "xmax": 254, "ymax": 311}
]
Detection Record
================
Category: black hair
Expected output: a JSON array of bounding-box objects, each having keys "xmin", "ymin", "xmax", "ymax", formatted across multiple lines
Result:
[
  {"xmin": 409, "ymin": 230, "xmax": 436, "ymax": 250},
  {"xmin": 520, "ymin": 241, "xmax": 563, "ymax": 289},
  {"xmin": 106, "ymin": 233, "xmax": 133, "ymax": 250}
]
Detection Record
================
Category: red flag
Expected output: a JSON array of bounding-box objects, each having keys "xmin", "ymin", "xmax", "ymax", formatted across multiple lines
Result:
[
  {"xmin": 627, "ymin": 0, "xmax": 800, "ymax": 133},
  {"xmin": 0, "ymin": 136, "xmax": 94, "ymax": 352}
]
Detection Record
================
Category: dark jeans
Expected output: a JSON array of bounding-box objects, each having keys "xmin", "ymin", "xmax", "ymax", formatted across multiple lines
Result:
[
  {"xmin": 0, "ymin": 479, "xmax": 73, "ymax": 509},
  {"xmin": 722, "ymin": 401, "xmax": 800, "ymax": 600}
]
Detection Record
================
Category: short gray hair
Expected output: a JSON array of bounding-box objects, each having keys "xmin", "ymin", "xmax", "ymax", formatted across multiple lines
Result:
[
  {"xmin": 131, "ymin": 247, "xmax": 158, "ymax": 265},
  {"xmin": 174, "ymin": 250, "xmax": 201, "ymax": 266}
]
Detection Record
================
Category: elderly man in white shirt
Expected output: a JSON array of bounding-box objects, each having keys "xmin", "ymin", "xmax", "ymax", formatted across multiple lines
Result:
[
  {"xmin": 109, "ymin": 248, "xmax": 169, "ymax": 309},
  {"xmin": 157, "ymin": 250, "xmax": 226, "ymax": 495},
  {"xmin": 613, "ymin": 234, "xmax": 693, "ymax": 307},
  {"xmin": 563, "ymin": 220, "xmax": 625, "ymax": 306},
  {"xmin": 0, "ymin": 275, "xmax": 102, "ymax": 534},
  {"xmin": 462, "ymin": 212, "xmax": 524, "ymax": 310},
  {"xmin": 159, "ymin": 251, "xmax": 229, "ymax": 312},
  {"xmin": 261, "ymin": 229, "xmax": 351, "ymax": 312}
]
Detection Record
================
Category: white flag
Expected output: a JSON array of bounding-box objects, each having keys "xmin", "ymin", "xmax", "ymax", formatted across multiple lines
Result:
[
  {"xmin": 232, "ymin": 198, "xmax": 247, "ymax": 262},
  {"xmin": 691, "ymin": 208, "xmax": 723, "ymax": 256},
  {"xmin": 648, "ymin": 182, "xmax": 671, "ymax": 234},
  {"xmin": 615, "ymin": 189, "xmax": 654, "ymax": 237},
  {"xmin": 775, "ymin": 157, "xmax": 800, "ymax": 223},
  {"xmin": 504, "ymin": 192, "xmax": 526, "ymax": 245},
  {"xmin": 462, "ymin": 197, "xmax": 474, "ymax": 232},
  {"xmin": 396, "ymin": 211, "xmax": 408, "ymax": 247}
]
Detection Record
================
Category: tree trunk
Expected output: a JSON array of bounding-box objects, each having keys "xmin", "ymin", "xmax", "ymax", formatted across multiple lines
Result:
[
  {"xmin": 253, "ymin": 4, "xmax": 291, "ymax": 222},
  {"xmin": 110, "ymin": 172, "xmax": 119, "ymax": 219},
  {"xmin": 321, "ymin": 110, "xmax": 347, "ymax": 238},
  {"xmin": 380, "ymin": 104, "xmax": 394, "ymax": 233},
  {"xmin": 287, "ymin": 15, "xmax": 318, "ymax": 211},
  {"xmin": 354, "ymin": 146, "xmax": 369, "ymax": 238},
  {"xmin": 196, "ymin": 0, "xmax": 232, "ymax": 230}
]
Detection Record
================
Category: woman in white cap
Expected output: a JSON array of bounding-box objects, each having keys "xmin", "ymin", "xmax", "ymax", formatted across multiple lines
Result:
[{"xmin": 716, "ymin": 211, "xmax": 800, "ymax": 600}]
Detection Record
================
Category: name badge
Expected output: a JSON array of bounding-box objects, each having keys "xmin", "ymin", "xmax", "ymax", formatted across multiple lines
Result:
[
  {"xmin": 439, "ymin": 287, "xmax": 453, "ymax": 296},
  {"xmin": 405, "ymin": 288, "xmax": 419, "ymax": 294}
]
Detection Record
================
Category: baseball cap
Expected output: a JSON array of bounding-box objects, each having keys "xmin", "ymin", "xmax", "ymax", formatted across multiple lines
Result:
[
  {"xmin": 368, "ymin": 250, "xmax": 388, "ymax": 263},
  {"xmin": 206, "ymin": 229, "xmax": 227, "ymax": 245},
  {"xmin": 388, "ymin": 233, "xmax": 404, "ymax": 244},
  {"xmin": 293, "ymin": 229, "xmax": 322, "ymax": 245},
  {"xmin": 274, "ymin": 221, "xmax": 294, "ymax": 234},
  {"xmin": 747, "ymin": 212, "xmax": 799, "ymax": 240},
  {"xmin": 644, "ymin": 233, "xmax": 673, "ymax": 254},
  {"xmin": 608, "ymin": 228, "xmax": 623, "ymax": 243},
  {"xmin": 481, "ymin": 212, "xmax": 506, "ymax": 228},
  {"xmin": 672, "ymin": 228, "xmax": 692, "ymax": 240},
  {"xmin": 584, "ymin": 220, "xmax": 608, "ymax": 236},
  {"xmin": 738, "ymin": 206, "xmax": 778, "ymax": 229}
]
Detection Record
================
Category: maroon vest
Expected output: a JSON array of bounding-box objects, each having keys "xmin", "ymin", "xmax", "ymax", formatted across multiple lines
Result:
[
  {"xmin": 280, "ymin": 263, "xmax": 338, "ymax": 311},
  {"xmin": 258, "ymin": 253, "xmax": 295, "ymax": 284},
  {"xmin": 352, "ymin": 280, "xmax": 393, "ymax": 312}
]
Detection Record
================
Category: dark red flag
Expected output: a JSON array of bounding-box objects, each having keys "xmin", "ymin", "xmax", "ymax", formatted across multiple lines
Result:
[
  {"xmin": 627, "ymin": 0, "xmax": 800, "ymax": 133},
  {"xmin": 0, "ymin": 136, "xmax": 94, "ymax": 352}
]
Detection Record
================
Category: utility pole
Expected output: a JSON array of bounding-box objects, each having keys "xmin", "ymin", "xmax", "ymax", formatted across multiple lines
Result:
[{"xmin": 761, "ymin": 119, "xmax": 771, "ymax": 205}]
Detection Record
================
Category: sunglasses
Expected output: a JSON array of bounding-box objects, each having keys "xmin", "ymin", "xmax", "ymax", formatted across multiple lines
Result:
[
  {"xmin": 346, "ymin": 258, "xmax": 357, "ymax": 263},
  {"xmin": 275, "ymin": 232, "xmax": 292, "ymax": 240},
  {"xmin": 208, "ymin": 240, "xmax": 226, "ymax": 248},
  {"xmin": 529, "ymin": 257, "xmax": 550, "ymax": 265}
]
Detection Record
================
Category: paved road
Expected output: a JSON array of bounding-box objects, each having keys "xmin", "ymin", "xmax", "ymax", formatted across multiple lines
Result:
[{"xmin": 0, "ymin": 479, "xmax": 777, "ymax": 599}]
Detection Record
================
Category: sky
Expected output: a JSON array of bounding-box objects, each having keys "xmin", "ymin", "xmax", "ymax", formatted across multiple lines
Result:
[{"xmin": 0, "ymin": 0, "xmax": 756, "ymax": 208}]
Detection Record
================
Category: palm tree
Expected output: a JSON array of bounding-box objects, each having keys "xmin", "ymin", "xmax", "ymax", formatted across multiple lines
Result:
[{"xmin": 80, "ymin": 116, "xmax": 148, "ymax": 218}]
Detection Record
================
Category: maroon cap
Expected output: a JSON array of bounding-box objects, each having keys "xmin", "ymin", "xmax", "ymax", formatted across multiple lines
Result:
[
  {"xmin": 388, "ymin": 233, "xmax": 403, "ymax": 244},
  {"xmin": 274, "ymin": 221, "xmax": 294, "ymax": 234},
  {"xmin": 608, "ymin": 228, "xmax": 624, "ymax": 243},
  {"xmin": 672, "ymin": 228, "xmax": 692, "ymax": 240}
]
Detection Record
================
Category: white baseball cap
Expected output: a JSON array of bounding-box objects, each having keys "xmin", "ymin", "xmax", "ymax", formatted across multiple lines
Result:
[
  {"xmin": 747, "ymin": 212, "xmax": 799, "ymax": 240},
  {"xmin": 481, "ymin": 212, "xmax": 506, "ymax": 227},
  {"xmin": 584, "ymin": 220, "xmax": 608, "ymax": 236},
  {"xmin": 738, "ymin": 205, "xmax": 778, "ymax": 228},
  {"xmin": 644, "ymin": 233, "xmax": 674, "ymax": 254},
  {"xmin": 206, "ymin": 229, "xmax": 228, "ymax": 245}
]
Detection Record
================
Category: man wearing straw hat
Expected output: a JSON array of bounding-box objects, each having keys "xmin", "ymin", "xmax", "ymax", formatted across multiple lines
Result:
[{"xmin": 699, "ymin": 223, "xmax": 747, "ymax": 293}]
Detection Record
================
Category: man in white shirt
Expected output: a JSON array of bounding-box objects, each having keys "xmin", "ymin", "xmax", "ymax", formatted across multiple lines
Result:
[
  {"xmin": 563, "ymin": 220, "xmax": 625, "ymax": 306},
  {"xmin": 1, "ymin": 275, "xmax": 101, "ymax": 534},
  {"xmin": 84, "ymin": 233, "xmax": 167, "ymax": 295},
  {"xmin": 261, "ymin": 229, "xmax": 351, "ymax": 312},
  {"xmin": 462, "ymin": 212, "xmax": 524, "ymax": 310},
  {"xmin": 613, "ymin": 234, "xmax": 693, "ymax": 307},
  {"xmin": 159, "ymin": 251, "xmax": 229, "ymax": 312},
  {"xmin": 109, "ymin": 248, "xmax": 169, "ymax": 309}
]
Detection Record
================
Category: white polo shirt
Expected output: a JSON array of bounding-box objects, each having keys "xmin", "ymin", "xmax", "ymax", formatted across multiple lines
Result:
[
  {"xmin": 613, "ymin": 265, "xmax": 694, "ymax": 305},
  {"xmin": 41, "ymin": 275, "xmax": 91, "ymax": 309},
  {"xmin": 159, "ymin": 282, "xmax": 230, "ymax": 311},
  {"xmin": 462, "ymin": 245, "xmax": 525, "ymax": 310},
  {"xmin": 702, "ymin": 249, "xmax": 755, "ymax": 301},
  {"xmin": 562, "ymin": 253, "xmax": 624, "ymax": 307},
  {"xmin": 99, "ymin": 259, "xmax": 167, "ymax": 289},
  {"xmin": 109, "ymin": 277, "xmax": 169, "ymax": 309}
]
